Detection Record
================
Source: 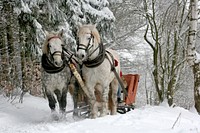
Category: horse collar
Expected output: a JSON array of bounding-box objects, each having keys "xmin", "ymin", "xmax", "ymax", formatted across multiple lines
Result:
[
  {"xmin": 42, "ymin": 54, "xmax": 65, "ymax": 73},
  {"xmin": 83, "ymin": 42, "xmax": 106, "ymax": 68}
]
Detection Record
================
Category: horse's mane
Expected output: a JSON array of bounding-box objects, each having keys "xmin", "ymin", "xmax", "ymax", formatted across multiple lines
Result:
[
  {"xmin": 78, "ymin": 24, "xmax": 101, "ymax": 44},
  {"xmin": 42, "ymin": 31, "xmax": 60, "ymax": 54}
]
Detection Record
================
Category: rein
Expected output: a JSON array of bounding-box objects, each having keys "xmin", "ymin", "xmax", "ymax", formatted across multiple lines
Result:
[{"xmin": 105, "ymin": 51, "xmax": 128, "ymax": 96}]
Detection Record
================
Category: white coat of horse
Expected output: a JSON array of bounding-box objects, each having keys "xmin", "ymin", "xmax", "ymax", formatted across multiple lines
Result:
[
  {"xmin": 76, "ymin": 24, "xmax": 120, "ymax": 118},
  {"xmin": 41, "ymin": 30, "xmax": 75, "ymax": 119}
]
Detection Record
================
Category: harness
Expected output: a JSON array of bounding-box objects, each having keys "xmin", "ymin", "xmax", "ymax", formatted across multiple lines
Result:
[
  {"xmin": 77, "ymin": 33, "xmax": 127, "ymax": 96},
  {"xmin": 83, "ymin": 42, "xmax": 106, "ymax": 68},
  {"xmin": 106, "ymin": 51, "xmax": 128, "ymax": 96},
  {"xmin": 42, "ymin": 54, "xmax": 65, "ymax": 73},
  {"xmin": 77, "ymin": 32, "xmax": 106, "ymax": 68},
  {"xmin": 41, "ymin": 36, "xmax": 66, "ymax": 74}
]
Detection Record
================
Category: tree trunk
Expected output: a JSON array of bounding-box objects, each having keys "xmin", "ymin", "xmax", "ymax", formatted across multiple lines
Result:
[
  {"xmin": 0, "ymin": 0, "xmax": 14, "ymax": 95},
  {"xmin": 0, "ymin": 17, "xmax": 9, "ymax": 94},
  {"xmin": 193, "ymin": 64, "xmax": 200, "ymax": 113},
  {"xmin": 143, "ymin": 0, "xmax": 163, "ymax": 104},
  {"xmin": 5, "ymin": 1, "xmax": 15, "ymax": 95},
  {"xmin": 187, "ymin": 0, "xmax": 200, "ymax": 114}
]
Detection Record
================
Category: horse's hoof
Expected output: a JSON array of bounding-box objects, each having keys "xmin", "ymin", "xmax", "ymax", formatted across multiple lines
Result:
[
  {"xmin": 100, "ymin": 114, "xmax": 106, "ymax": 117},
  {"xmin": 100, "ymin": 112, "xmax": 107, "ymax": 117},
  {"xmin": 51, "ymin": 111, "xmax": 59, "ymax": 121},
  {"xmin": 90, "ymin": 115, "xmax": 97, "ymax": 119},
  {"xmin": 111, "ymin": 112, "xmax": 117, "ymax": 115}
]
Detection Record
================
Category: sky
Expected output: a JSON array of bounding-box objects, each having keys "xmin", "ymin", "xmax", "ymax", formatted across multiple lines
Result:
[{"xmin": 0, "ymin": 94, "xmax": 200, "ymax": 133}]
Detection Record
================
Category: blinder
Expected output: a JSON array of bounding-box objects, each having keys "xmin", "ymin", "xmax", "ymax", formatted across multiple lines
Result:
[
  {"xmin": 76, "ymin": 33, "xmax": 94, "ymax": 53},
  {"xmin": 47, "ymin": 36, "xmax": 64, "ymax": 60},
  {"xmin": 46, "ymin": 36, "xmax": 66, "ymax": 67}
]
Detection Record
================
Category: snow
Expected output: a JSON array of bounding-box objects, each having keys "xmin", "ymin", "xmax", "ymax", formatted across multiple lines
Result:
[
  {"xmin": 82, "ymin": 1, "xmax": 115, "ymax": 21},
  {"xmin": 119, "ymin": 49, "xmax": 135, "ymax": 62},
  {"xmin": 195, "ymin": 51, "xmax": 200, "ymax": 63},
  {"xmin": 0, "ymin": 94, "xmax": 200, "ymax": 133},
  {"xmin": 89, "ymin": 0, "xmax": 109, "ymax": 7},
  {"xmin": 21, "ymin": 0, "xmax": 32, "ymax": 13},
  {"xmin": 33, "ymin": 19, "xmax": 42, "ymax": 29}
]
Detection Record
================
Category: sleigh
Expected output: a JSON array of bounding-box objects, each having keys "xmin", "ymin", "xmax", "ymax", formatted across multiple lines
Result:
[
  {"xmin": 66, "ymin": 71, "xmax": 140, "ymax": 117},
  {"xmin": 61, "ymin": 49, "xmax": 140, "ymax": 117},
  {"xmin": 117, "ymin": 74, "xmax": 140, "ymax": 114}
]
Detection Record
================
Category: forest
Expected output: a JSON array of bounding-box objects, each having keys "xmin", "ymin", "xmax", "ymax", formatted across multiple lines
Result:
[{"xmin": 0, "ymin": 0, "xmax": 200, "ymax": 114}]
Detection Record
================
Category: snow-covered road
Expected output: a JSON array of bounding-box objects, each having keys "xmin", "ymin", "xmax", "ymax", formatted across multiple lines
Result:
[{"xmin": 0, "ymin": 94, "xmax": 200, "ymax": 133}]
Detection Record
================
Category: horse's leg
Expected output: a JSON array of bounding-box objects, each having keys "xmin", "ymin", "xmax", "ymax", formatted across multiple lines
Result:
[
  {"xmin": 90, "ymin": 97, "xmax": 97, "ymax": 118},
  {"xmin": 95, "ymin": 85, "xmax": 104, "ymax": 116},
  {"xmin": 100, "ymin": 86, "xmax": 109, "ymax": 117},
  {"xmin": 87, "ymin": 84, "xmax": 97, "ymax": 119},
  {"xmin": 54, "ymin": 89, "xmax": 67, "ymax": 113},
  {"xmin": 110, "ymin": 78, "xmax": 118, "ymax": 115},
  {"xmin": 46, "ymin": 91, "xmax": 57, "ymax": 112},
  {"xmin": 68, "ymin": 76, "xmax": 79, "ymax": 116},
  {"xmin": 60, "ymin": 91, "xmax": 67, "ymax": 113},
  {"xmin": 70, "ymin": 82, "xmax": 79, "ymax": 116},
  {"xmin": 45, "ymin": 90, "xmax": 60, "ymax": 120},
  {"xmin": 108, "ymin": 87, "xmax": 112, "ymax": 113}
]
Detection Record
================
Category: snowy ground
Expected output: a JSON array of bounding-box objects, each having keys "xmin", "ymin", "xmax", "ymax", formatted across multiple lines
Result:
[{"xmin": 0, "ymin": 94, "xmax": 200, "ymax": 133}]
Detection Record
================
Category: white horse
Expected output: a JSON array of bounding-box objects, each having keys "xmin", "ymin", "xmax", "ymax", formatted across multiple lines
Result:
[
  {"xmin": 41, "ymin": 30, "xmax": 75, "ymax": 119},
  {"xmin": 75, "ymin": 24, "xmax": 120, "ymax": 118}
]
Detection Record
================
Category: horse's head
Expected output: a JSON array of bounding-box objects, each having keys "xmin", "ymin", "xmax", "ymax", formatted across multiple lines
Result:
[
  {"xmin": 42, "ymin": 29, "xmax": 64, "ymax": 67},
  {"xmin": 76, "ymin": 24, "xmax": 101, "ymax": 61}
]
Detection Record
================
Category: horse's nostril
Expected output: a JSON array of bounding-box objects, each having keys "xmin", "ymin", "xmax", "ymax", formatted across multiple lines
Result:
[
  {"xmin": 54, "ymin": 60, "xmax": 63, "ymax": 67},
  {"xmin": 82, "ymin": 54, "xmax": 85, "ymax": 58}
]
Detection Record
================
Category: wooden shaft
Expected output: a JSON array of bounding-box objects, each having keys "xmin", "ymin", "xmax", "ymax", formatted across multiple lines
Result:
[{"xmin": 68, "ymin": 63, "xmax": 90, "ymax": 99}]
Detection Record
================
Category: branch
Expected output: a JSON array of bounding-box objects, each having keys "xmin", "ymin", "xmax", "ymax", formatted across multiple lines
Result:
[
  {"xmin": 172, "ymin": 112, "xmax": 181, "ymax": 129},
  {"xmin": 144, "ymin": 24, "xmax": 155, "ymax": 50}
]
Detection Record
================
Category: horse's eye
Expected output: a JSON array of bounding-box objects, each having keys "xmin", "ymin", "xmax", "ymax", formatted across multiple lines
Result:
[{"xmin": 87, "ymin": 37, "xmax": 91, "ymax": 40}]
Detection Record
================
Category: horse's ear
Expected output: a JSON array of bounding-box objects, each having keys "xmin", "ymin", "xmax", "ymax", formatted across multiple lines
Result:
[
  {"xmin": 77, "ymin": 22, "xmax": 82, "ymax": 30},
  {"xmin": 58, "ymin": 29, "xmax": 64, "ymax": 37},
  {"xmin": 92, "ymin": 23, "xmax": 97, "ymax": 30}
]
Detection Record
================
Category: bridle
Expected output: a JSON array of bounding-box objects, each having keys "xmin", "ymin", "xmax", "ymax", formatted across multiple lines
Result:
[
  {"xmin": 76, "ymin": 32, "xmax": 94, "ymax": 53},
  {"xmin": 76, "ymin": 32, "xmax": 106, "ymax": 67},
  {"xmin": 42, "ymin": 36, "xmax": 66, "ymax": 73},
  {"xmin": 76, "ymin": 32, "xmax": 102, "ymax": 60},
  {"xmin": 47, "ymin": 36, "xmax": 63, "ymax": 58}
]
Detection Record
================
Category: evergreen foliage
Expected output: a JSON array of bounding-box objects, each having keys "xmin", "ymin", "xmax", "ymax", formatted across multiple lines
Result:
[{"xmin": 0, "ymin": 0, "xmax": 115, "ymax": 96}]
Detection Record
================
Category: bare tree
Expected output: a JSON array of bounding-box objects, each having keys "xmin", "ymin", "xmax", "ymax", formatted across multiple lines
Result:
[
  {"xmin": 143, "ymin": 0, "xmax": 188, "ymax": 105},
  {"xmin": 109, "ymin": 0, "xmax": 146, "ymax": 48}
]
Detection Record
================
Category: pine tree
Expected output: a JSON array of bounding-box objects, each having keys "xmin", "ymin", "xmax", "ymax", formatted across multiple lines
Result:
[{"xmin": 0, "ymin": 0, "xmax": 115, "ymax": 96}]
